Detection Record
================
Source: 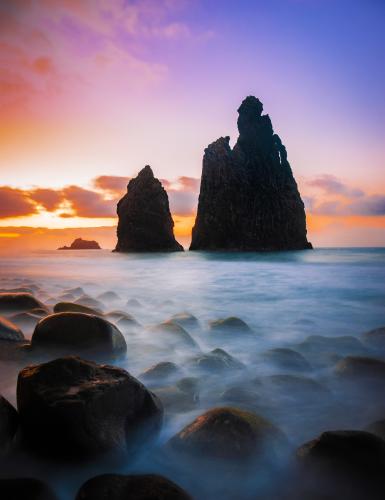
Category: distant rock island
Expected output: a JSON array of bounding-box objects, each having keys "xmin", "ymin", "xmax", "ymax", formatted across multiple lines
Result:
[
  {"xmin": 115, "ymin": 165, "xmax": 183, "ymax": 252},
  {"xmin": 58, "ymin": 238, "xmax": 101, "ymax": 250},
  {"xmin": 190, "ymin": 96, "xmax": 312, "ymax": 251}
]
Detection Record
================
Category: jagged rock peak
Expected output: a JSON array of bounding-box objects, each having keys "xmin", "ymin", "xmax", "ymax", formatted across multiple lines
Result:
[
  {"xmin": 190, "ymin": 96, "xmax": 312, "ymax": 251},
  {"xmin": 115, "ymin": 166, "xmax": 183, "ymax": 253}
]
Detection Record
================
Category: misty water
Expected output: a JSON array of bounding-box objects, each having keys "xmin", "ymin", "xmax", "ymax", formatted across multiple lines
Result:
[{"xmin": 1, "ymin": 248, "xmax": 385, "ymax": 499}]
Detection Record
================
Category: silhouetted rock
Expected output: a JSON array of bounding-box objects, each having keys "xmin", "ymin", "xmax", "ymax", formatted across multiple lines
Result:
[
  {"xmin": 0, "ymin": 315, "xmax": 24, "ymax": 341},
  {"xmin": 17, "ymin": 356, "xmax": 163, "ymax": 459},
  {"xmin": 366, "ymin": 419, "xmax": 385, "ymax": 440},
  {"xmin": 58, "ymin": 238, "xmax": 101, "ymax": 250},
  {"xmin": 168, "ymin": 406, "xmax": 286, "ymax": 462},
  {"xmin": 0, "ymin": 478, "xmax": 57, "ymax": 500},
  {"xmin": 76, "ymin": 473, "xmax": 191, "ymax": 500},
  {"xmin": 31, "ymin": 312, "xmax": 127, "ymax": 358},
  {"xmin": 115, "ymin": 165, "xmax": 183, "ymax": 252},
  {"xmin": 335, "ymin": 356, "xmax": 385, "ymax": 381},
  {"xmin": 53, "ymin": 301, "xmax": 102, "ymax": 316},
  {"xmin": 190, "ymin": 96, "xmax": 311, "ymax": 251},
  {"xmin": 0, "ymin": 395, "xmax": 18, "ymax": 452},
  {"xmin": 0, "ymin": 293, "xmax": 46, "ymax": 314}
]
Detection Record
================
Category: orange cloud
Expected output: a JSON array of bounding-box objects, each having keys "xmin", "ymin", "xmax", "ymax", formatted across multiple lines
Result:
[
  {"xmin": 93, "ymin": 175, "xmax": 130, "ymax": 195},
  {"xmin": 0, "ymin": 187, "xmax": 37, "ymax": 218}
]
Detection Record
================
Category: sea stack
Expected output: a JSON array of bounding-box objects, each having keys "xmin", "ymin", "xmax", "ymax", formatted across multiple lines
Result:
[
  {"xmin": 115, "ymin": 165, "xmax": 183, "ymax": 252},
  {"xmin": 190, "ymin": 96, "xmax": 312, "ymax": 251}
]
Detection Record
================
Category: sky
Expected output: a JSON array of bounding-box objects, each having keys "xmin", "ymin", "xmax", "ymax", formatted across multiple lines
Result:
[{"xmin": 0, "ymin": 0, "xmax": 384, "ymax": 250}]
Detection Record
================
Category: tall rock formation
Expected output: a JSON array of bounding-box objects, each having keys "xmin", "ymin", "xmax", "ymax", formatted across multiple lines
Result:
[
  {"xmin": 115, "ymin": 165, "xmax": 183, "ymax": 252},
  {"xmin": 190, "ymin": 96, "xmax": 312, "ymax": 251}
]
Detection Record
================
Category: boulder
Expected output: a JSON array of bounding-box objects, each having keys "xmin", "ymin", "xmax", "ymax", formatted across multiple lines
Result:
[
  {"xmin": 168, "ymin": 407, "xmax": 286, "ymax": 462},
  {"xmin": 146, "ymin": 322, "xmax": 198, "ymax": 350},
  {"xmin": 297, "ymin": 335, "xmax": 366, "ymax": 355},
  {"xmin": 0, "ymin": 395, "xmax": 18, "ymax": 451},
  {"xmin": 0, "ymin": 315, "xmax": 24, "ymax": 341},
  {"xmin": 335, "ymin": 356, "xmax": 385, "ymax": 381},
  {"xmin": 0, "ymin": 293, "xmax": 46, "ymax": 314},
  {"xmin": 115, "ymin": 165, "xmax": 183, "ymax": 252},
  {"xmin": 366, "ymin": 419, "xmax": 385, "ymax": 440},
  {"xmin": 153, "ymin": 386, "xmax": 198, "ymax": 413},
  {"xmin": 190, "ymin": 348, "xmax": 244, "ymax": 373},
  {"xmin": 362, "ymin": 326, "xmax": 385, "ymax": 351},
  {"xmin": 17, "ymin": 356, "xmax": 163, "ymax": 458},
  {"xmin": 190, "ymin": 96, "xmax": 311, "ymax": 251},
  {"xmin": 208, "ymin": 317, "xmax": 252, "ymax": 334},
  {"xmin": 0, "ymin": 478, "xmax": 57, "ymax": 500},
  {"xmin": 297, "ymin": 430, "xmax": 385, "ymax": 499},
  {"xmin": 30, "ymin": 312, "xmax": 127, "ymax": 358},
  {"xmin": 139, "ymin": 362, "xmax": 180, "ymax": 382},
  {"xmin": 97, "ymin": 291, "xmax": 120, "ymax": 302},
  {"xmin": 75, "ymin": 474, "xmax": 191, "ymax": 500},
  {"xmin": 262, "ymin": 348, "xmax": 312, "ymax": 372},
  {"xmin": 53, "ymin": 302, "xmax": 102, "ymax": 316},
  {"xmin": 169, "ymin": 313, "xmax": 199, "ymax": 330},
  {"xmin": 75, "ymin": 295, "xmax": 103, "ymax": 310}
]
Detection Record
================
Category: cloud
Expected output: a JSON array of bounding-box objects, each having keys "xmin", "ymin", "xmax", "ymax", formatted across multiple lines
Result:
[
  {"xmin": 30, "ymin": 188, "xmax": 64, "ymax": 211},
  {"xmin": 348, "ymin": 195, "xmax": 385, "ymax": 216},
  {"xmin": 93, "ymin": 175, "xmax": 129, "ymax": 194},
  {"xmin": 0, "ymin": 186, "xmax": 37, "ymax": 218},
  {"xmin": 307, "ymin": 175, "xmax": 364, "ymax": 199},
  {"xmin": 62, "ymin": 186, "xmax": 116, "ymax": 218}
]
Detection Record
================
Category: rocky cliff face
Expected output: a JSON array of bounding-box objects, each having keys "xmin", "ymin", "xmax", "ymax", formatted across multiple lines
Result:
[
  {"xmin": 115, "ymin": 165, "xmax": 183, "ymax": 252},
  {"xmin": 190, "ymin": 96, "xmax": 312, "ymax": 251}
]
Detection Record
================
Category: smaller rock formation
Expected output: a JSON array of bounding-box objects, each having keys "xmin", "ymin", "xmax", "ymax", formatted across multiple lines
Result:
[
  {"xmin": 31, "ymin": 312, "xmax": 127, "ymax": 359},
  {"xmin": 76, "ymin": 474, "xmax": 191, "ymax": 500},
  {"xmin": 58, "ymin": 238, "xmax": 101, "ymax": 250},
  {"xmin": 115, "ymin": 165, "xmax": 183, "ymax": 252},
  {"xmin": 17, "ymin": 356, "xmax": 163, "ymax": 459}
]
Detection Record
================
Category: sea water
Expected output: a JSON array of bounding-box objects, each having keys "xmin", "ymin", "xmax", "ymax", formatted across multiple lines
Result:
[{"xmin": 0, "ymin": 248, "xmax": 385, "ymax": 498}]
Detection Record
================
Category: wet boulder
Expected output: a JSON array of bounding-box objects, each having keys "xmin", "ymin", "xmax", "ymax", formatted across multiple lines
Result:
[
  {"xmin": 76, "ymin": 473, "xmax": 191, "ymax": 500},
  {"xmin": 0, "ymin": 316, "xmax": 24, "ymax": 341},
  {"xmin": 116, "ymin": 315, "xmax": 140, "ymax": 331},
  {"xmin": 53, "ymin": 302, "xmax": 102, "ymax": 316},
  {"xmin": 366, "ymin": 419, "xmax": 385, "ymax": 440},
  {"xmin": 168, "ymin": 407, "xmax": 286, "ymax": 463},
  {"xmin": 17, "ymin": 356, "xmax": 163, "ymax": 459},
  {"xmin": 0, "ymin": 395, "xmax": 18, "ymax": 452},
  {"xmin": 261, "ymin": 374, "xmax": 330, "ymax": 402},
  {"xmin": 220, "ymin": 386, "xmax": 260, "ymax": 407},
  {"xmin": 31, "ymin": 312, "xmax": 127, "ymax": 358},
  {"xmin": 335, "ymin": 356, "xmax": 385, "ymax": 381},
  {"xmin": 146, "ymin": 321, "xmax": 199, "ymax": 350},
  {"xmin": 176, "ymin": 377, "xmax": 200, "ymax": 396},
  {"xmin": 75, "ymin": 295, "xmax": 103, "ymax": 310},
  {"xmin": 362, "ymin": 327, "xmax": 385, "ymax": 351},
  {"xmin": 297, "ymin": 430, "xmax": 385, "ymax": 499},
  {"xmin": 297, "ymin": 335, "xmax": 366, "ymax": 355},
  {"xmin": 0, "ymin": 478, "xmax": 57, "ymax": 500},
  {"xmin": 190, "ymin": 348, "xmax": 244, "ymax": 373},
  {"xmin": 153, "ymin": 386, "xmax": 198, "ymax": 413},
  {"xmin": 139, "ymin": 362, "xmax": 180, "ymax": 383},
  {"xmin": 169, "ymin": 313, "xmax": 199, "ymax": 330},
  {"xmin": 97, "ymin": 291, "xmax": 120, "ymax": 302},
  {"xmin": 209, "ymin": 316, "xmax": 252, "ymax": 335},
  {"xmin": 0, "ymin": 293, "xmax": 46, "ymax": 314},
  {"xmin": 262, "ymin": 348, "xmax": 312, "ymax": 372}
]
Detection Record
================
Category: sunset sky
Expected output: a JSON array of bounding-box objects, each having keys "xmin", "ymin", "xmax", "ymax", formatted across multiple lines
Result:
[{"xmin": 0, "ymin": 0, "xmax": 384, "ymax": 250}]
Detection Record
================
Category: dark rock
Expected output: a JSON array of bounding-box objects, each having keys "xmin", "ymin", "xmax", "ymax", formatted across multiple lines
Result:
[
  {"xmin": 296, "ymin": 430, "xmax": 385, "ymax": 499},
  {"xmin": 8, "ymin": 312, "xmax": 41, "ymax": 331},
  {"xmin": 220, "ymin": 386, "xmax": 260, "ymax": 407},
  {"xmin": 30, "ymin": 312, "xmax": 127, "ymax": 358},
  {"xmin": 58, "ymin": 238, "xmax": 101, "ymax": 250},
  {"xmin": 146, "ymin": 321, "xmax": 199, "ymax": 350},
  {"xmin": 335, "ymin": 356, "xmax": 385, "ymax": 381},
  {"xmin": 366, "ymin": 419, "xmax": 385, "ymax": 440},
  {"xmin": 176, "ymin": 377, "xmax": 200, "ymax": 395},
  {"xmin": 76, "ymin": 473, "xmax": 191, "ymax": 500},
  {"xmin": 153, "ymin": 386, "xmax": 198, "ymax": 413},
  {"xmin": 362, "ymin": 326, "xmax": 385, "ymax": 351},
  {"xmin": 0, "ymin": 293, "xmax": 46, "ymax": 313},
  {"xmin": 0, "ymin": 315, "xmax": 24, "ymax": 341},
  {"xmin": 17, "ymin": 356, "xmax": 163, "ymax": 459},
  {"xmin": 168, "ymin": 406, "xmax": 286, "ymax": 462},
  {"xmin": 140, "ymin": 362, "xmax": 180, "ymax": 382},
  {"xmin": 0, "ymin": 395, "xmax": 18, "ymax": 451},
  {"xmin": 97, "ymin": 291, "xmax": 120, "ymax": 302},
  {"xmin": 115, "ymin": 165, "xmax": 183, "ymax": 252},
  {"xmin": 63, "ymin": 287, "xmax": 85, "ymax": 297},
  {"xmin": 169, "ymin": 313, "xmax": 199, "ymax": 330},
  {"xmin": 53, "ymin": 302, "xmax": 102, "ymax": 316},
  {"xmin": 74, "ymin": 295, "xmax": 103, "ymax": 310},
  {"xmin": 116, "ymin": 315, "xmax": 140, "ymax": 331},
  {"xmin": 190, "ymin": 96, "xmax": 311, "ymax": 251},
  {"xmin": 297, "ymin": 335, "xmax": 366, "ymax": 355},
  {"xmin": 0, "ymin": 478, "xmax": 57, "ymax": 500},
  {"xmin": 208, "ymin": 316, "xmax": 252, "ymax": 334},
  {"xmin": 262, "ymin": 348, "xmax": 312, "ymax": 372},
  {"xmin": 190, "ymin": 348, "xmax": 244, "ymax": 373}
]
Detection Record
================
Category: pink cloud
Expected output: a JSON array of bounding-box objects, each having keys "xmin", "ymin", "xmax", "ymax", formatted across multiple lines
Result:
[{"xmin": 0, "ymin": 186, "xmax": 37, "ymax": 218}]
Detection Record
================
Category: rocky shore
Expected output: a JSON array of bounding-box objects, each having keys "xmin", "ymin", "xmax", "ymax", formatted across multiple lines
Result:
[{"xmin": 1, "ymin": 280, "xmax": 385, "ymax": 499}]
